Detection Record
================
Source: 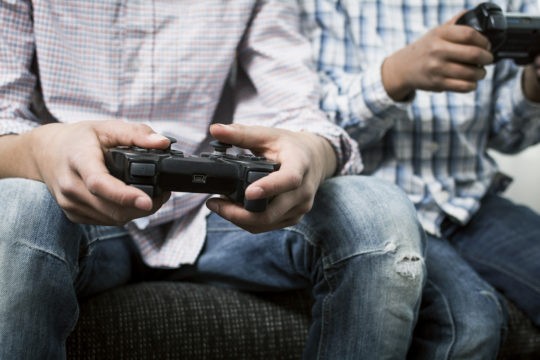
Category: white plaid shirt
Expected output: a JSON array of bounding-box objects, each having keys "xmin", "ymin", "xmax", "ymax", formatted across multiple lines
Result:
[
  {"xmin": 300, "ymin": 0, "xmax": 540, "ymax": 235},
  {"xmin": 0, "ymin": 0, "xmax": 362, "ymax": 268}
]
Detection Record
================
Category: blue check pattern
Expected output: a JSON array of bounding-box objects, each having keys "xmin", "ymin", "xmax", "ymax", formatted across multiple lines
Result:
[{"xmin": 300, "ymin": 0, "xmax": 540, "ymax": 235}]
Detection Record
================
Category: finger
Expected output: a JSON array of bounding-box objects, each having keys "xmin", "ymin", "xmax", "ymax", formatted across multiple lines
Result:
[
  {"xmin": 439, "ymin": 61, "xmax": 487, "ymax": 82},
  {"xmin": 60, "ymin": 180, "xmax": 169, "ymax": 225},
  {"xmin": 93, "ymin": 120, "xmax": 171, "ymax": 149},
  {"xmin": 244, "ymin": 160, "xmax": 305, "ymax": 200},
  {"xmin": 206, "ymin": 198, "xmax": 300, "ymax": 233},
  {"xmin": 72, "ymin": 147, "xmax": 155, "ymax": 211},
  {"xmin": 449, "ymin": 20, "xmax": 492, "ymax": 50},
  {"xmin": 439, "ymin": 77, "xmax": 479, "ymax": 93},
  {"xmin": 447, "ymin": 44, "xmax": 494, "ymax": 66},
  {"xmin": 209, "ymin": 123, "xmax": 281, "ymax": 153}
]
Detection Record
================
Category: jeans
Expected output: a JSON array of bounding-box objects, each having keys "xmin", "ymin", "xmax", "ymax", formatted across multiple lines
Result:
[
  {"xmin": 167, "ymin": 176, "xmax": 427, "ymax": 359},
  {"xmin": 411, "ymin": 236, "xmax": 506, "ymax": 360},
  {"xmin": 448, "ymin": 194, "xmax": 540, "ymax": 328},
  {"xmin": 0, "ymin": 176, "xmax": 511, "ymax": 359},
  {"xmin": 0, "ymin": 178, "xmax": 136, "ymax": 359},
  {"xmin": 0, "ymin": 176, "xmax": 426, "ymax": 359}
]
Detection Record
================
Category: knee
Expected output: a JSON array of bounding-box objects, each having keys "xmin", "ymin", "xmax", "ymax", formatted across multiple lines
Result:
[
  {"xmin": 454, "ymin": 289, "xmax": 507, "ymax": 356},
  {"xmin": 314, "ymin": 176, "xmax": 425, "ymax": 257},
  {"xmin": 0, "ymin": 178, "xmax": 81, "ymax": 263},
  {"xmin": 308, "ymin": 175, "xmax": 426, "ymax": 287}
]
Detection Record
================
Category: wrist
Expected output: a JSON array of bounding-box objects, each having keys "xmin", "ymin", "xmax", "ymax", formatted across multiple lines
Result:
[
  {"xmin": 310, "ymin": 133, "xmax": 337, "ymax": 181},
  {"xmin": 0, "ymin": 131, "xmax": 40, "ymax": 180},
  {"xmin": 382, "ymin": 53, "xmax": 415, "ymax": 102}
]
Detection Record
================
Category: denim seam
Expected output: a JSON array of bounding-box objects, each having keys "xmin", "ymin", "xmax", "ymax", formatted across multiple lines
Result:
[
  {"xmin": 317, "ymin": 262, "xmax": 336, "ymax": 360},
  {"xmin": 288, "ymin": 222, "xmax": 395, "ymax": 270},
  {"xmin": 16, "ymin": 240, "xmax": 68, "ymax": 265},
  {"xmin": 426, "ymin": 278, "xmax": 456, "ymax": 360}
]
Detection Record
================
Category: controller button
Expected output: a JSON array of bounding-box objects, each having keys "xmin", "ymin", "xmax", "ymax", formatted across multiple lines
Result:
[
  {"xmin": 130, "ymin": 163, "xmax": 156, "ymax": 177},
  {"xmin": 238, "ymin": 154, "xmax": 254, "ymax": 160},
  {"xmin": 170, "ymin": 149, "xmax": 184, "ymax": 156},
  {"xmin": 247, "ymin": 171, "xmax": 269, "ymax": 183}
]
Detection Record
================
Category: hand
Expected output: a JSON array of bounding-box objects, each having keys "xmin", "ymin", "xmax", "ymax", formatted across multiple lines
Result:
[
  {"xmin": 522, "ymin": 56, "xmax": 540, "ymax": 102},
  {"xmin": 382, "ymin": 12, "xmax": 494, "ymax": 101},
  {"xmin": 205, "ymin": 123, "xmax": 337, "ymax": 233},
  {"xmin": 24, "ymin": 120, "xmax": 171, "ymax": 225}
]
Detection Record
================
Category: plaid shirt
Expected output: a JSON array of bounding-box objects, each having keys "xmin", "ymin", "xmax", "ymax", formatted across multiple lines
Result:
[
  {"xmin": 0, "ymin": 0, "xmax": 362, "ymax": 268},
  {"xmin": 300, "ymin": 0, "xmax": 540, "ymax": 235}
]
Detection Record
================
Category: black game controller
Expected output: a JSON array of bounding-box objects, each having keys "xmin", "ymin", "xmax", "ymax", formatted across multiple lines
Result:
[
  {"xmin": 105, "ymin": 138, "xmax": 280, "ymax": 212},
  {"xmin": 457, "ymin": 2, "xmax": 540, "ymax": 64}
]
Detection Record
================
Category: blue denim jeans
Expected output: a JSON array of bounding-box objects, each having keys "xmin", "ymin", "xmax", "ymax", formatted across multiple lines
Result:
[
  {"xmin": 0, "ymin": 176, "xmax": 426, "ymax": 359},
  {"xmin": 447, "ymin": 194, "xmax": 540, "ymax": 328},
  {"xmin": 411, "ymin": 235, "xmax": 506, "ymax": 359},
  {"xmin": 0, "ymin": 177, "xmax": 510, "ymax": 359}
]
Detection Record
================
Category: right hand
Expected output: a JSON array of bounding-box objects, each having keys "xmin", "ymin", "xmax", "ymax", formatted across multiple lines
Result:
[
  {"xmin": 25, "ymin": 120, "xmax": 171, "ymax": 225},
  {"xmin": 382, "ymin": 12, "xmax": 494, "ymax": 101},
  {"xmin": 205, "ymin": 123, "xmax": 337, "ymax": 234}
]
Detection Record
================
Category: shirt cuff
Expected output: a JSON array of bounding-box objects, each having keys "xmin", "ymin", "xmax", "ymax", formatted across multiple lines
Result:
[
  {"xmin": 0, "ymin": 118, "xmax": 39, "ymax": 136},
  {"xmin": 356, "ymin": 61, "xmax": 413, "ymax": 118}
]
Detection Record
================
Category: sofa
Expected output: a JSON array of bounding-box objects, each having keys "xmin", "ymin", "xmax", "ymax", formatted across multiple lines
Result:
[{"xmin": 65, "ymin": 281, "xmax": 540, "ymax": 359}]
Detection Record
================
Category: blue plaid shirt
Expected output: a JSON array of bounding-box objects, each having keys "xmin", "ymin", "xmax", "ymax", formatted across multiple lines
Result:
[{"xmin": 300, "ymin": 0, "xmax": 540, "ymax": 235}]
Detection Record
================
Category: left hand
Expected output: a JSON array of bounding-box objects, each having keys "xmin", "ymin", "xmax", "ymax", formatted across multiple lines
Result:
[{"xmin": 205, "ymin": 123, "xmax": 337, "ymax": 233}]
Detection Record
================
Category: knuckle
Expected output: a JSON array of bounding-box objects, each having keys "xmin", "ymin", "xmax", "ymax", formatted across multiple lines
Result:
[
  {"xmin": 57, "ymin": 177, "xmax": 79, "ymax": 198},
  {"xmin": 287, "ymin": 172, "xmax": 303, "ymax": 189}
]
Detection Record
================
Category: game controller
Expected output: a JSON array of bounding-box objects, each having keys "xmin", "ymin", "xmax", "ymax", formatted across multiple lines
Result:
[
  {"xmin": 456, "ymin": 2, "xmax": 540, "ymax": 64},
  {"xmin": 105, "ymin": 138, "xmax": 280, "ymax": 212}
]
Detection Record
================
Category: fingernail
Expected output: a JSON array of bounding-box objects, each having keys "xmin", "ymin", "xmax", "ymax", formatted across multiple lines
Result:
[
  {"xmin": 148, "ymin": 133, "xmax": 169, "ymax": 142},
  {"xmin": 206, "ymin": 199, "xmax": 220, "ymax": 213},
  {"xmin": 246, "ymin": 186, "xmax": 265, "ymax": 200},
  {"xmin": 135, "ymin": 196, "xmax": 152, "ymax": 211}
]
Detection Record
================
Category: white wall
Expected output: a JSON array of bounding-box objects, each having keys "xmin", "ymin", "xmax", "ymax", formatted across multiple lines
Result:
[{"xmin": 490, "ymin": 144, "xmax": 540, "ymax": 213}]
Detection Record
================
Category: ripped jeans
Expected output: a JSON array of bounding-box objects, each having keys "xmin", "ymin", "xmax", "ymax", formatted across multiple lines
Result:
[
  {"xmin": 0, "ymin": 176, "xmax": 425, "ymax": 359},
  {"xmin": 165, "ymin": 176, "xmax": 427, "ymax": 359}
]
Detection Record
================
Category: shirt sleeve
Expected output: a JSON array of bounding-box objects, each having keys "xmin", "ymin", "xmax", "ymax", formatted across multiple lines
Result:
[
  {"xmin": 487, "ymin": 0, "xmax": 540, "ymax": 153},
  {"xmin": 298, "ymin": 0, "xmax": 412, "ymax": 150},
  {"xmin": 233, "ymin": 0, "xmax": 363, "ymax": 175},
  {"xmin": 488, "ymin": 65, "xmax": 540, "ymax": 154},
  {"xmin": 0, "ymin": 0, "xmax": 40, "ymax": 136}
]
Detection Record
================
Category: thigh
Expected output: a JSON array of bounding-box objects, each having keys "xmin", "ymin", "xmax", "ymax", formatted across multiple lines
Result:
[
  {"xmin": 449, "ymin": 194, "xmax": 540, "ymax": 326},
  {"xmin": 167, "ymin": 212, "xmax": 313, "ymax": 292},
  {"xmin": 76, "ymin": 225, "xmax": 138, "ymax": 299}
]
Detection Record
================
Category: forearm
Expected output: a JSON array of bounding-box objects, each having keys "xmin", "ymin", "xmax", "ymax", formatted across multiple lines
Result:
[{"xmin": 489, "ymin": 65, "xmax": 540, "ymax": 152}]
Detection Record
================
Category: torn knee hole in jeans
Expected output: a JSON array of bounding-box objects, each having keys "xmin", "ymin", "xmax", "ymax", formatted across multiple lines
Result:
[
  {"xmin": 384, "ymin": 242, "xmax": 423, "ymax": 279},
  {"xmin": 396, "ymin": 255, "xmax": 422, "ymax": 279}
]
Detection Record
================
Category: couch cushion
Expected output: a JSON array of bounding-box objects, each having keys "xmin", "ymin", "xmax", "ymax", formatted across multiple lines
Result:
[
  {"xmin": 67, "ymin": 282, "xmax": 540, "ymax": 359},
  {"xmin": 67, "ymin": 282, "xmax": 311, "ymax": 359}
]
